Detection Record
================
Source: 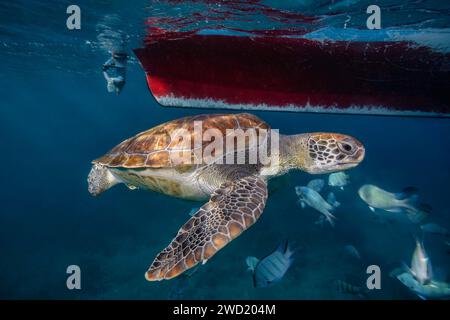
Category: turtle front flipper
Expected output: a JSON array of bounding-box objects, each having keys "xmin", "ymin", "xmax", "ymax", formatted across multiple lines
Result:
[{"xmin": 145, "ymin": 175, "xmax": 268, "ymax": 281}]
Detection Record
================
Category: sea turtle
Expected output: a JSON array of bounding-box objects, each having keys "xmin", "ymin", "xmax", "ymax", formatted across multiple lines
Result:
[{"xmin": 87, "ymin": 113, "xmax": 365, "ymax": 281}]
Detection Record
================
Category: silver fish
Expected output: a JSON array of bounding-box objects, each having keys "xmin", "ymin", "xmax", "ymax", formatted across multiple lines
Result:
[
  {"xmin": 406, "ymin": 238, "xmax": 433, "ymax": 285},
  {"xmin": 344, "ymin": 245, "xmax": 361, "ymax": 259},
  {"xmin": 246, "ymin": 241, "xmax": 295, "ymax": 288},
  {"xmin": 328, "ymin": 172, "xmax": 350, "ymax": 190},
  {"xmin": 420, "ymin": 223, "xmax": 449, "ymax": 236},
  {"xmin": 295, "ymin": 186, "xmax": 337, "ymax": 226},
  {"xmin": 358, "ymin": 184, "xmax": 431, "ymax": 224},
  {"xmin": 327, "ymin": 192, "xmax": 340, "ymax": 208},
  {"xmin": 306, "ymin": 179, "xmax": 325, "ymax": 193},
  {"xmin": 395, "ymin": 272, "xmax": 450, "ymax": 300}
]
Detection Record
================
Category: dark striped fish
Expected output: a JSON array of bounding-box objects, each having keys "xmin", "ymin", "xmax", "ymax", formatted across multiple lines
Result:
[
  {"xmin": 333, "ymin": 280, "xmax": 368, "ymax": 298},
  {"xmin": 246, "ymin": 241, "xmax": 295, "ymax": 288}
]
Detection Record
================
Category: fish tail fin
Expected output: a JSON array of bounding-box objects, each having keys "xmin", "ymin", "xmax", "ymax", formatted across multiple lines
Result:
[
  {"xmin": 275, "ymin": 240, "xmax": 297, "ymax": 265},
  {"xmin": 401, "ymin": 261, "xmax": 414, "ymax": 277},
  {"xmin": 395, "ymin": 186, "xmax": 419, "ymax": 201},
  {"xmin": 245, "ymin": 256, "xmax": 260, "ymax": 272},
  {"xmin": 277, "ymin": 240, "xmax": 288, "ymax": 253},
  {"xmin": 325, "ymin": 212, "xmax": 337, "ymax": 227},
  {"xmin": 396, "ymin": 187, "xmax": 431, "ymax": 223},
  {"xmin": 409, "ymin": 231, "xmax": 426, "ymax": 252},
  {"xmin": 409, "ymin": 230, "xmax": 421, "ymax": 242},
  {"xmin": 417, "ymin": 203, "xmax": 432, "ymax": 214},
  {"xmin": 326, "ymin": 192, "xmax": 340, "ymax": 209},
  {"xmin": 284, "ymin": 240, "xmax": 297, "ymax": 261},
  {"xmin": 405, "ymin": 204, "xmax": 431, "ymax": 224}
]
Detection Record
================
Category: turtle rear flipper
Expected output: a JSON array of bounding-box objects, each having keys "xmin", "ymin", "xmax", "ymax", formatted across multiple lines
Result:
[
  {"xmin": 87, "ymin": 164, "xmax": 120, "ymax": 196},
  {"xmin": 145, "ymin": 175, "xmax": 268, "ymax": 281}
]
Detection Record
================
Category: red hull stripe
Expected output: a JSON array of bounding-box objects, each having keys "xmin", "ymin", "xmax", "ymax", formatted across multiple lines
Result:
[{"xmin": 134, "ymin": 35, "xmax": 450, "ymax": 116}]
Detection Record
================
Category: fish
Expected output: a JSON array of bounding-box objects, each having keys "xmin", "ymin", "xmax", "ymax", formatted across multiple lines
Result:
[
  {"xmin": 333, "ymin": 280, "xmax": 368, "ymax": 298},
  {"xmin": 327, "ymin": 192, "xmax": 340, "ymax": 208},
  {"xmin": 298, "ymin": 200, "xmax": 306, "ymax": 209},
  {"xmin": 306, "ymin": 178, "xmax": 325, "ymax": 193},
  {"xmin": 420, "ymin": 223, "xmax": 449, "ymax": 236},
  {"xmin": 246, "ymin": 241, "xmax": 295, "ymax": 288},
  {"xmin": 295, "ymin": 186, "xmax": 337, "ymax": 226},
  {"xmin": 395, "ymin": 272, "xmax": 450, "ymax": 300},
  {"xmin": 357, "ymin": 184, "xmax": 431, "ymax": 224},
  {"xmin": 344, "ymin": 245, "xmax": 361, "ymax": 260},
  {"xmin": 405, "ymin": 238, "xmax": 433, "ymax": 285},
  {"xmin": 328, "ymin": 172, "xmax": 350, "ymax": 190}
]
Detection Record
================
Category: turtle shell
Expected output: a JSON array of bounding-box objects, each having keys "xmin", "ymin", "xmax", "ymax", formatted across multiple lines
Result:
[{"xmin": 93, "ymin": 113, "xmax": 270, "ymax": 168}]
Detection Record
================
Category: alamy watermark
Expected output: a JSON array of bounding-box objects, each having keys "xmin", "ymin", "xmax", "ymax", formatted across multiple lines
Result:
[
  {"xmin": 66, "ymin": 4, "xmax": 382, "ymax": 31},
  {"xmin": 64, "ymin": 264, "xmax": 380, "ymax": 291},
  {"xmin": 66, "ymin": 265, "xmax": 81, "ymax": 290},
  {"xmin": 66, "ymin": 5, "xmax": 81, "ymax": 30},
  {"xmin": 366, "ymin": 264, "xmax": 381, "ymax": 290},
  {"xmin": 367, "ymin": 5, "xmax": 382, "ymax": 30}
]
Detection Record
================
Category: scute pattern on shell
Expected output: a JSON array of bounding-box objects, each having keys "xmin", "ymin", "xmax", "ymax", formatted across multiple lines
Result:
[{"xmin": 93, "ymin": 113, "xmax": 270, "ymax": 168}]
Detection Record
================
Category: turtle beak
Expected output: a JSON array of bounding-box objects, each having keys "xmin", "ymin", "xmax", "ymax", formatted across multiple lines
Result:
[
  {"xmin": 337, "ymin": 135, "xmax": 365, "ymax": 164},
  {"xmin": 351, "ymin": 140, "xmax": 365, "ymax": 163}
]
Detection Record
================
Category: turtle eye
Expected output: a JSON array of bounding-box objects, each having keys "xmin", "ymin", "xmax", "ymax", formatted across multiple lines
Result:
[{"xmin": 338, "ymin": 141, "xmax": 354, "ymax": 154}]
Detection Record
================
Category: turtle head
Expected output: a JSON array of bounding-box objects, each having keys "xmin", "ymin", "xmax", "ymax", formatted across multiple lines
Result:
[{"xmin": 302, "ymin": 133, "xmax": 365, "ymax": 174}]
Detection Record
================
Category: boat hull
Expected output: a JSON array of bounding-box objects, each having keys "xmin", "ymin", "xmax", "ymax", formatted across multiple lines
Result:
[{"xmin": 134, "ymin": 34, "xmax": 450, "ymax": 117}]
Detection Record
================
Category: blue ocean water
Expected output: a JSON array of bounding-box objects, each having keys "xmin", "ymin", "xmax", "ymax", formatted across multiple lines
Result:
[{"xmin": 0, "ymin": 0, "xmax": 449, "ymax": 299}]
